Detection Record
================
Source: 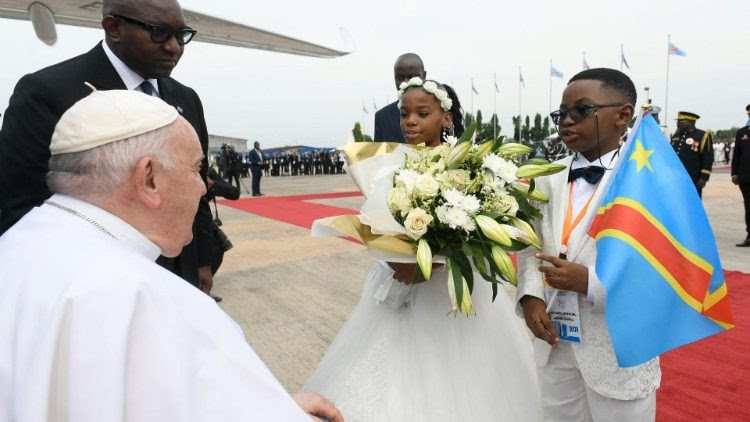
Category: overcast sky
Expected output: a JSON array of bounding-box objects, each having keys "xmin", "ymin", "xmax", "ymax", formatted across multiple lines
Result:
[{"xmin": 1, "ymin": 0, "xmax": 749, "ymax": 148}]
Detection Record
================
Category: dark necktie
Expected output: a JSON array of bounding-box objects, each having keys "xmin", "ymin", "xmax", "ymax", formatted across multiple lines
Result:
[
  {"xmin": 568, "ymin": 166, "xmax": 605, "ymax": 184},
  {"xmin": 137, "ymin": 81, "xmax": 156, "ymax": 96}
]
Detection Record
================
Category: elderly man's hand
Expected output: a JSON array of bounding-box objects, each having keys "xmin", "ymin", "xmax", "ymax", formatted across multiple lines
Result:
[
  {"xmin": 198, "ymin": 266, "xmax": 213, "ymax": 294},
  {"xmin": 291, "ymin": 392, "xmax": 344, "ymax": 422},
  {"xmin": 697, "ymin": 178, "xmax": 707, "ymax": 189},
  {"xmin": 732, "ymin": 175, "xmax": 739, "ymax": 186}
]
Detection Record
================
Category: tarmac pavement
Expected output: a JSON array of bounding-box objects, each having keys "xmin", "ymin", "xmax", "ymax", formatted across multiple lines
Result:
[{"xmin": 212, "ymin": 171, "xmax": 748, "ymax": 391}]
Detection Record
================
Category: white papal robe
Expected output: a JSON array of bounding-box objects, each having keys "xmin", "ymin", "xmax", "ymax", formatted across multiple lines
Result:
[{"xmin": 0, "ymin": 194, "xmax": 309, "ymax": 421}]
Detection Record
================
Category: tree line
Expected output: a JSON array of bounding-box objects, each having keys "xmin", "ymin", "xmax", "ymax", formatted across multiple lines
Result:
[{"xmin": 353, "ymin": 111, "xmax": 553, "ymax": 144}]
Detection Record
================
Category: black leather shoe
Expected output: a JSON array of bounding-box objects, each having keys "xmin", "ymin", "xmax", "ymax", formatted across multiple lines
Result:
[{"xmin": 736, "ymin": 239, "xmax": 750, "ymax": 247}]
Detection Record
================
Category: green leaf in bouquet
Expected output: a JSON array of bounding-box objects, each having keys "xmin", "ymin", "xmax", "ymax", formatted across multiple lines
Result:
[
  {"xmin": 458, "ymin": 122, "xmax": 477, "ymax": 144},
  {"xmin": 511, "ymin": 193, "xmax": 543, "ymax": 220},
  {"xmin": 491, "ymin": 282, "xmax": 498, "ymax": 302},
  {"xmin": 447, "ymin": 246, "xmax": 474, "ymax": 294},
  {"xmin": 446, "ymin": 255, "xmax": 474, "ymax": 316}
]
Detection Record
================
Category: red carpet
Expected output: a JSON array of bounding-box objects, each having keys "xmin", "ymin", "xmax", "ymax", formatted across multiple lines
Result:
[
  {"xmin": 656, "ymin": 270, "xmax": 750, "ymax": 422},
  {"xmin": 222, "ymin": 192, "xmax": 750, "ymax": 421},
  {"xmin": 219, "ymin": 191, "xmax": 361, "ymax": 229}
]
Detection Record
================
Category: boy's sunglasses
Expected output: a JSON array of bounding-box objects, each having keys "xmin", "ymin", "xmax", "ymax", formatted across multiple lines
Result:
[
  {"xmin": 111, "ymin": 14, "xmax": 197, "ymax": 46},
  {"xmin": 550, "ymin": 103, "xmax": 625, "ymax": 126}
]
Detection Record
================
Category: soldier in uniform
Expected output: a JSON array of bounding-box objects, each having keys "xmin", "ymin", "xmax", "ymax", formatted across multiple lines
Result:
[
  {"xmin": 670, "ymin": 111, "xmax": 714, "ymax": 197},
  {"xmin": 732, "ymin": 104, "xmax": 750, "ymax": 247}
]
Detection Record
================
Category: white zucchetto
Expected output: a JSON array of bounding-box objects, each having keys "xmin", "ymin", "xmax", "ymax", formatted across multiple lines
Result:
[{"xmin": 50, "ymin": 88, "xmax": 178, "ymax": 155}]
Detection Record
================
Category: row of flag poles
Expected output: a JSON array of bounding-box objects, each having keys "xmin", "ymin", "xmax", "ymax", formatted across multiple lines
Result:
[{"xmin": 360, "ymin": 35, "xmax": 687, "ymax": 132}]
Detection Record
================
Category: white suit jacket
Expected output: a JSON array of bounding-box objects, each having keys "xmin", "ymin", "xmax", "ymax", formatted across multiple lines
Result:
[{"xmin": 516, "ymin": 155, "xmax": 661, "ymax": 400}]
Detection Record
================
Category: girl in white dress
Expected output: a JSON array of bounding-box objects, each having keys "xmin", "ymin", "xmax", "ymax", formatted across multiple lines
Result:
[{"xmin": 304, "ymin": 80, "xmax": 542, "ymax": 422}]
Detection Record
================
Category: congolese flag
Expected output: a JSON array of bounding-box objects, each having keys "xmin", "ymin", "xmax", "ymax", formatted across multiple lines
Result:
[{"xmin": 588, "ymin": 113, "xmax": 734, "ymax": 367}]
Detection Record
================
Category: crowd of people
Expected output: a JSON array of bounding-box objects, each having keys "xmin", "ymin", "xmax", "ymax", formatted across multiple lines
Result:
[
  {"xmin": 215, "ymin": 147, "xmax": 346, "ymax": 179},
  {"xmin": 0, "ymin": 0, "xmax": 748, "ymax": 421}
]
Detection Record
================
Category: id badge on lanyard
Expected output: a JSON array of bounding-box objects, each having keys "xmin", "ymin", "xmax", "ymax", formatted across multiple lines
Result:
[{"xmin": 548, "ymin": 182, "xmax": 594, "ymax": 343}]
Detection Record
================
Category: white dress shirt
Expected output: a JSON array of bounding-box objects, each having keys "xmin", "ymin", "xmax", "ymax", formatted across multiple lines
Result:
[
  {"xmin": 101, "ymin": 40, "xmax": 159, "ymax": 96},
  {"xmin": 569, "ymin": 148, "xmax": 619, "ymax": 303}
]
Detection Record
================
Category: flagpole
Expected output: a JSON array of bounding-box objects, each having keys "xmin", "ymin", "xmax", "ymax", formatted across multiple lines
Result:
[
  {"xmin": 518, "ymin": 66, "xmax": 522, "ymax": 143},
  {"xmin": 620, "ymin": 44, "xmax": 623, "ymax": 71},
  {"xmin": 471, "ymin": 77, "xmax": 475, "ymax": 116},
  {"xmin": 493, "ymin": 72, "xmax": 497, "ymax": 140},
  {"xmin": 664, "ymin": 34, "xmax": 671, "ymax": 131},
  {"xmin": 549, "ymin": 60, "xmax": 552, "ymax": 114}
]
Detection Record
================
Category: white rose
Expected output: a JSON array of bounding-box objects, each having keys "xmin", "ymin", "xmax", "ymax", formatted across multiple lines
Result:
[
  {"xmin": 443, "ymin": 98, "xmax": 453, "ymax": 110},
  {"xmin": 404, "ymin": 208, "xmax": 433, "ymax": 240},
  {"xmin": 422, "ymin": 81, "xmax": 438, "ymax": 93},
  {"xmin": 414, "ymin": 173, "xmax": 440, "ymax": 198},
  {"xmin": 446, "ymin": 169, "xmax": 471, "ymax": 187},
  {"xmin": 435, "ymin": 89, "xmax": 448, "ymax": 101},
  {"xmin": 399, "ymin": 81, "xmax": 409, "ymax": 90},
  {"xmin": 387, "ymin": 187, "xmax": 413, "ymax": 216}
]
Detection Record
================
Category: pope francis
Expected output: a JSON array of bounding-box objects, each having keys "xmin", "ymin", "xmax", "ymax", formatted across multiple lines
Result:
[{"xmin": 0, "ymin": 90, "xmax": 342, "ymax": 422}]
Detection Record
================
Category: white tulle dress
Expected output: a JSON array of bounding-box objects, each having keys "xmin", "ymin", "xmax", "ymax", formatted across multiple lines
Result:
[{"xmin": 304, "ymin": 261, "xmax": 542, "ymax": 422}]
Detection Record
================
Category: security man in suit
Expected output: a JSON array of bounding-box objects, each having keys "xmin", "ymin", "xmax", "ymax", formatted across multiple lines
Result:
[
  {"xmin": 373, "ymin": 53, "xmax": 426, "ymax": 143},
  {"xmin": 670, "ymin": 111, "xmax": 714, "ymax": 197},
  {"xmin": 0, "ymin": 0, "xmax": 215, "ymax": 293},
  {"xmin": 732, "ymin": 104, "xmax": 750, "ymax": 247}
]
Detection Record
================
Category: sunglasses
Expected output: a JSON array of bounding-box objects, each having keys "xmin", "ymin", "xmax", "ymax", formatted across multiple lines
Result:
[
  {"xmin": 112, "ymin": 14, "xmax": 197, "ymax": 46},
  {"xmin": 550, "ymin": 103, "xmax": 625, "ymax": 126}
]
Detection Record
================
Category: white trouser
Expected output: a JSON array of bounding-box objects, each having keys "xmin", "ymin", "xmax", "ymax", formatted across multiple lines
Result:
[{"xmin": 539, "ymin": 342, "xmax": 655, "ymax": 422}]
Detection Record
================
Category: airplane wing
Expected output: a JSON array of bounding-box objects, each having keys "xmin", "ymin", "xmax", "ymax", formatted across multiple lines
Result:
[{"xmin": 0, "ymin": 0, "xmax": 351, "ymax": 58}]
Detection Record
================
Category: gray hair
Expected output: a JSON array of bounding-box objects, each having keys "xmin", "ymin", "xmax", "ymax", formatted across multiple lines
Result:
[{"xmin": 47, "ymin": 121, "xmax": 179, "ymax": 199}]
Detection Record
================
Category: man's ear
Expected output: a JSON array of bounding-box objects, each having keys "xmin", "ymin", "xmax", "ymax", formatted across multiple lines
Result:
[
  {"xmin": 133, "ymin": 156, "xmax": 161, "ymax": 209},
  {"xmin": 617, "ymin": 104, "xmax": 635, "ymax": 128},
  {"xmin": 101, "ymin": 15, "xmax": 121, "ymax": 43}
]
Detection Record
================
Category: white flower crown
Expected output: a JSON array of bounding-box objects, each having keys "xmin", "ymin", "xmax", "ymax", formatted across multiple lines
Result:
[{"xmin": 397, "ymin": 77, "xmax": 453, "ymax": 112}]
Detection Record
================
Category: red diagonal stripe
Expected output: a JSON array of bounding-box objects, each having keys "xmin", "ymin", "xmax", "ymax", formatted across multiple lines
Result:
[
  {"xmin": 703, "ymin": 293, "xmax": 735, "ymax": 325},
  {"xmin": 590, "ymin": 203, "xmax": 711, "ymax": 304}
]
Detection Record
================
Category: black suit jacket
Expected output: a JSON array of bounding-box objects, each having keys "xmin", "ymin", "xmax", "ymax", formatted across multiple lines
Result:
[
  {"xmin": 0, "ymin": 42, "xmax": 213, "ymax": 286},
  {"xmin": 373, "ymin": 101, "xmax": 404, "ymax": 143},
  {"xmin": 733, "ymin": 126, "xmax": 750, "ymax": 183}
]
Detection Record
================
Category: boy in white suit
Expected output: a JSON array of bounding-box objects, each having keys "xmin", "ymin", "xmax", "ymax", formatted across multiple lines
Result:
[{"xmin": 517, "ymin": 68, "xmax": 661, "ymax": 422}]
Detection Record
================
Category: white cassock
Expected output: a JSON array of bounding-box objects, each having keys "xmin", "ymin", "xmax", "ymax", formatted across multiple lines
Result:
[{"xmin": 0, "ymin": 194, "xmax": 309, "ymax": 421}]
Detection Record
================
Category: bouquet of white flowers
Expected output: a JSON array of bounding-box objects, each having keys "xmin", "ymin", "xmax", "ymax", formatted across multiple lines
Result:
[{"xmin": 312, "ymin": 124, "xmax": 565, "ymax": 316}]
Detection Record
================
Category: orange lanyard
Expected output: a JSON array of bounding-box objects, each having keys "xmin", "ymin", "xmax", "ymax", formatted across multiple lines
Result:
[{"xmin": 561, "ymin": 182, "xmax": 596, "ymax": 250}]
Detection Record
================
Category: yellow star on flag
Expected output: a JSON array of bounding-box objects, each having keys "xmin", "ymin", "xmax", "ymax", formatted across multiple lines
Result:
[{"xmin": 629, "ymin": 139, "xmax": 654, "ymax": 172}]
